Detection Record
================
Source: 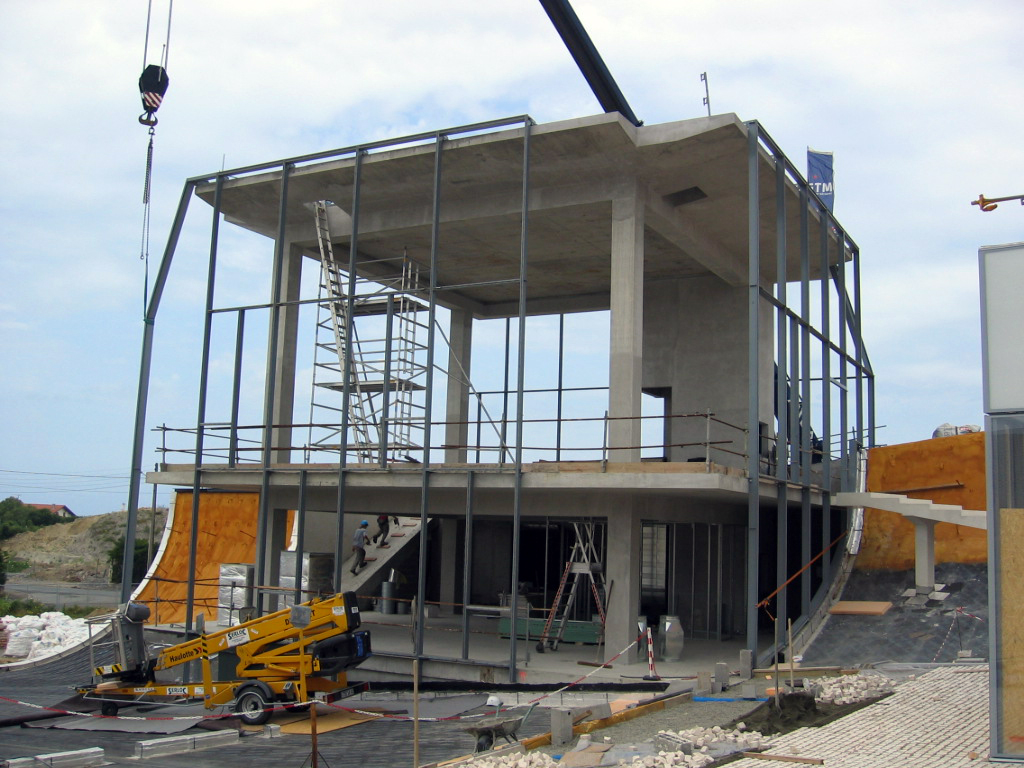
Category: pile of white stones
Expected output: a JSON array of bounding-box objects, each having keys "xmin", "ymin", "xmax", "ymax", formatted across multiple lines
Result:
[
  {"xmin": 653, "ymin": 724, "xmax": 766, "ymax": 766},
  {"xmin": 622, "ymin": 750, "xmax": 715, "ymax": 767},
  {"xmin": 466, "ymin": 752, "xmax": 558, "ymax": 768},
  {"xmin": 1, "ymin": 612, "xmax": 90, "ymax": 661},
  {"xmin": 809, "ymin": 673, "xmax": 897, "ymax": 705}
]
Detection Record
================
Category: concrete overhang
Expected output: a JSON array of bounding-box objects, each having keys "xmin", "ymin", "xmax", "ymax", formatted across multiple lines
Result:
[
  {"xmin": 195, "ymin": 113, "xmax": 846, "ymax": 320},
  {"xmin": 150, "ymin": 461, "xmax": 821, "ymax": 517}
]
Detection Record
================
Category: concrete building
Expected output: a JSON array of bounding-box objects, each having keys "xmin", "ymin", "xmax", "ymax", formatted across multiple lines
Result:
[{"xmin": 127, "ymin": 111, "xmax": 874, "ymax": 677}]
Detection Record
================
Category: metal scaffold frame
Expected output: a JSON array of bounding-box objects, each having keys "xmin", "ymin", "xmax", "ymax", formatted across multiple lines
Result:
[{"xmin": 307, "ymin": 200, "xmax": 429, "ymax": 465}]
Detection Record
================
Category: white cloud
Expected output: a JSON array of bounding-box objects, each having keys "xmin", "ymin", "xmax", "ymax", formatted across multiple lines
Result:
[{"xmin": 2, "ymin": 0, "xmax": 1022, "ymax": 512}]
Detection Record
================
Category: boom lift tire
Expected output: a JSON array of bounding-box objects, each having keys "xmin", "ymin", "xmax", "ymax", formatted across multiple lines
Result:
[
  {"xmin": 234, "ymin": 687, "xmax": 272, "ymax": 725},
  {"xmin": 101, "ymin": 701, "xmax": 119, "ymax": 717}
]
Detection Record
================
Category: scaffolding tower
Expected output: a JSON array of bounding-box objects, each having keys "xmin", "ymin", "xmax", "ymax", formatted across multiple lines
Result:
[{"xmin": 307, "ymin": 200, "xmax": 429, "ymax": 464}]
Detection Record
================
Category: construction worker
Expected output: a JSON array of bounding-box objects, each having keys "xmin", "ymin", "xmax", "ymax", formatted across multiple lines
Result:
[
  {"xmin": 371, "ymin": 514, "xmax": 399, "ymax": 547},
  {"xmin": 350, "ymin": 520, "xmax": 370, "ymax": 575}
]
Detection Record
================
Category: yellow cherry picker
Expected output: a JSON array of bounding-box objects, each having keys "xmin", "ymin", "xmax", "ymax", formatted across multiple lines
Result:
[{"xmin": 77, "ymin": 591, "xmax": 371, "ymax": 725}]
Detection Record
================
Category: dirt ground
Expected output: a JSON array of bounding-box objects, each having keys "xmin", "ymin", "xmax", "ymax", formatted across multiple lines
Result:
[{"xmin": 2, "ymin": 509, "xmax": 166, "ymax": 582}]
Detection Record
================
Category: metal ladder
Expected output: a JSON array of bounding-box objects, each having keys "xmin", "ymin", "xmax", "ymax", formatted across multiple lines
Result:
[
  {"xmin": 535, "ymin": 522, "xmax": 607, "ymax": 652},
  {"xmin": 308, "ymin": 201, "xmax": 429, "ymax": 464},
  {"xmin": 312, "ymin": 200, "xmax": 377, "ymax": 461}
]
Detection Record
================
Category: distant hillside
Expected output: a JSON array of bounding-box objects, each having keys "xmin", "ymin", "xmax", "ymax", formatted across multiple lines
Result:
[{"xmin": 1, "ymin": 509, "xmax": 166, "ymax": 583}]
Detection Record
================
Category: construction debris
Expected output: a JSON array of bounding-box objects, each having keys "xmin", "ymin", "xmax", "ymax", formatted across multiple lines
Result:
[
  {"xmin": 653, "ymin": 724, "xmax": 767, "ymax": 765},
  {"xmin": 465, "ymin": 752, "xmax": 558, "ymax": 767},
  {"xmin": 807, "ymin": 673, "xmax": 897, "ymax": 705}
]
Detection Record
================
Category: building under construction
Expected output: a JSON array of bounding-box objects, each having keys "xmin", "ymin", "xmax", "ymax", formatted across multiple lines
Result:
[{"xmin": 128, "ymin": 109, "xmax": 875, "ymax": 678}]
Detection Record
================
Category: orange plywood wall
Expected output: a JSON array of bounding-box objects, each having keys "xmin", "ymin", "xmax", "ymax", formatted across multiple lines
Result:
[
  {"xmin": 132, "ymin": 490, "xmax": 261, "ymax": 625},
  {"xmin": 857, "ymin": 431, "xmax": 987, "ymax": 570}
]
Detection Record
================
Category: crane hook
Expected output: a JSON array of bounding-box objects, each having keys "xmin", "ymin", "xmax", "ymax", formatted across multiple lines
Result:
[{"xmin": 138, "ymin": 64, "xmax": 169, "ymax": 127}]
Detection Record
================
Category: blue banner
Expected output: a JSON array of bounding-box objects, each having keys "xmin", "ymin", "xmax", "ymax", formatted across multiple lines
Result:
[{"xmin": 807, "ymin": 149, "xmax": 834, "ymax": 212}]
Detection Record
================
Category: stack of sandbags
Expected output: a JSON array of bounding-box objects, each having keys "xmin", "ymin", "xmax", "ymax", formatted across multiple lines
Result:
[{"xmin": 1, "ymin": 612, "xmax": 89, "ymax": 660}]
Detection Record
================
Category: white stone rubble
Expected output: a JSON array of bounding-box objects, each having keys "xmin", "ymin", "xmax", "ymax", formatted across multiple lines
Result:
[
  {"xmin": 651, "ymin": 724, "xmax": 767, "ymax": 766},
  {"xmin": 467, "ymin": 752, "xmax": 558, "ymax": 767},
  {"xmin": 809, "ymin": 673, "xmax": 897, "ymax": 705},
  {"xmin": 1, "ymin": 612, "xmax": 90, "ymax": 660}
]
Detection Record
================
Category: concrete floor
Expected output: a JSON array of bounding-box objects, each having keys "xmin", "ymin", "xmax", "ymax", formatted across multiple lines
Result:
[{"xmin": 0, "ymin": 610, "xmax": 748, "ymax": 765}]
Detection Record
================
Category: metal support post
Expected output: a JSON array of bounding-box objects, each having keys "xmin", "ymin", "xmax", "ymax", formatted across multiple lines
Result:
[
  {"xmin": 254, "ymin": 162, "xmax": 292, "ymax": 614},
  {"xmin": 745, "ymin": 121, "xmax": 762, "ymax": 654},
  {"xmin": 509, "ymin": 119, "xmax": 532, "ymax": 681},
  {"xmin": 185, "ymin": 173, "xmax": 223, "ymax": 631},
  {"xmin": 122, "ymin": 181, "xmax": 195, "ymax": 604}
]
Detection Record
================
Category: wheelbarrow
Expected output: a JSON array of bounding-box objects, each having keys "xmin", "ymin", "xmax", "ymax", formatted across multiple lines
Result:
[{"xmin": 464, "ymin": 702, "xmax": 537, "ymax": 752}]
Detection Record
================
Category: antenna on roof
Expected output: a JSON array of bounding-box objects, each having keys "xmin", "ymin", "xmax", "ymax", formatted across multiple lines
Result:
[{"xmin": 701, "ymin": 72, "xmax": 711, "ymax": 117}]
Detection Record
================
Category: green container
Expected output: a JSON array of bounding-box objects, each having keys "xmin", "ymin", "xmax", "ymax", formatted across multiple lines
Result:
[{"xmin": 498, "ymin": 617, "xmax": 602, "ymax": 644}]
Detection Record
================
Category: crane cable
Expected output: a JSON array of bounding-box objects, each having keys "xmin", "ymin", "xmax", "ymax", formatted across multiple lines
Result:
[{"xmin": 138, "ymin": 0, "xmax": 173, "ymax": 312}]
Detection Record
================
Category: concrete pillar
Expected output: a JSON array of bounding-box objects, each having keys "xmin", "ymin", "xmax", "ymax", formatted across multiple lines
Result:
[
  {"xmin": 909, "ymin": 516, "xmax": 937, "ymax": 593},
  {"xmin": 444, "ymin": 308, "xmax": 474, "ymax": 464},
  {"xmin": 271, "ymin": 242, "xmax": 303, "ymax": 464},
  {"xmin": 606, "ymin": 502, "xmax": 642, "ymax": 662},
  {"xmin": 438, "ymin": 518, "xmax": 459, "ymax": 615},
  {"xmin": 608, "ymin": 186, "xmax": 645, "ymax": 462}
]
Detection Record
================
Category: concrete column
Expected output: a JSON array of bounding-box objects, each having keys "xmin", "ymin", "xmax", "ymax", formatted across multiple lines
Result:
[
  {"xmin": 271, "ymin": 242, "xmax": 303, "ymax": 464},
  {"xmin": 438, "ymin": 518, "xmax": 459, "ymax": 615},
  {"xmin": 608, "ymin": 186, "xmax": 645, "ymax": 462},
  {"xmin": 444, "ymin": 308, "xmax": 474, "ymax": 464},
  {"xmin": 909, "ymin": 516, "xmax": 937, "ymax": 593},
  {"xmin": 606, "ymin": 503, "xmax": 642, "ymax": 663}
]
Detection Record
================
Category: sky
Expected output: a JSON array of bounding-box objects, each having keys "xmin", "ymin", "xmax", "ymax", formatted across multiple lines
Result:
[{"xmin": 1, "ymin": 1, "xmax": 1022, "ymax": 517}]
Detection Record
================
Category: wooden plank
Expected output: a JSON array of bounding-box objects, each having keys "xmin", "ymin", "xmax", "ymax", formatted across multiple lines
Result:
[
  {"xmin": 740, "ymin": 752, "xmax": 824, "ymax": 765},
  {"xmin": 829, "ymin": 600, "xmax": 892, "ymax": 615}
]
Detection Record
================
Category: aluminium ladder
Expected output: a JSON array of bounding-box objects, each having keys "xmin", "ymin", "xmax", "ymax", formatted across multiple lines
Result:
[
  {"xmin": 535, "ymin": 522, "xmax": 607, "ymax": 652},
  {"xmin": 308, "ymin": 201, "xmax": 428, "ymax": 464}
]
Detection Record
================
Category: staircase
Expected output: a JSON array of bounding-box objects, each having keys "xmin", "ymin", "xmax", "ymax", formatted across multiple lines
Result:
[
  {"xmin": 834, "ymin": 491, "xmax": 986, "ymax": 530},
  {"xmin": 342, "ymin": 517, "xmax": 424, "ymax": 594},
  {"xmin": 834, "ymin": 491, "xmax": 987, "ymax": 592}
]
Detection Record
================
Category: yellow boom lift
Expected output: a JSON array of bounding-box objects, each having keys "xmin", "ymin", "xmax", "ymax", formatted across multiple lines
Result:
[{"xmin": 77, "ymin": 591, "xmax": 371, "ymax": 725}]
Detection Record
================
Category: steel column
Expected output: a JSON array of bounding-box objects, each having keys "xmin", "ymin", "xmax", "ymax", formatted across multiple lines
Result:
[
  {"xmin": 294, "ymin": 470, "xmax": 307, "ymax": 603},
  {"xmin": 461, "ymin": 471, "xmax": 475, "ymax": 660},
  {"xmin": 228, "ymin": 311, "xmax": 245, "ymax": 467},
  {"xmin": 378, "ymin": 295, "xmax": 395, "ymax": 467},
  {"xmin": 745, "ymin": 122, "xmax": 762, "ymax": 653},
  {"xmin": 333, "ymin": 151, "xmax": 363, "ymax": 590},
  {"xmin": 508, "ymin": 119, "xmax": 532, "ymax": 681},
  {"xmin": 121, "ymin": 180, "xmax": 195, "ymax": 604},
  {"xmin": 254, "ymin": 162, "xmax": 292, "ymax": 614},
  {"xmin": 799, "ymin": 189, "xmax": 813, "ymax": 616},
  {"xmin": 820, "ymin": 212, "xmax": 833, "ymax": 577},
  {"xmin": 185, "ymin": 174, "xmax": 223, "ymax": 631},
  {"xmin": 773, "ymin": 153, "xmax": 788, "ymax": 633},
  {"xmin": 415, "ymin": 133, "xmax": 445, "ymax": 657}
]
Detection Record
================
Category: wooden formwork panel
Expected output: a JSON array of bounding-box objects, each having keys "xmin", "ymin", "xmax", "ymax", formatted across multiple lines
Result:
[{"xmin": 133, "ymin": 491, "xmax": 261, "ymax": 625}]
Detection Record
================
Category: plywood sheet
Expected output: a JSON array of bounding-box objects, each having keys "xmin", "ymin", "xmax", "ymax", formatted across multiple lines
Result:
[
  {"xmin": 829, "ymin": 601, "xmax": 892, "ymax": 616},
  {"xmin": 998, "ymin": 507, "xmax": 1024, "ymax": 753},
  {"xmin": 132, "ymin": 491, "xmax": 262, "ymax": 625},
  {"xmin": 278, "ymin": 708, "xmax": 380, "ymax": 734}
]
